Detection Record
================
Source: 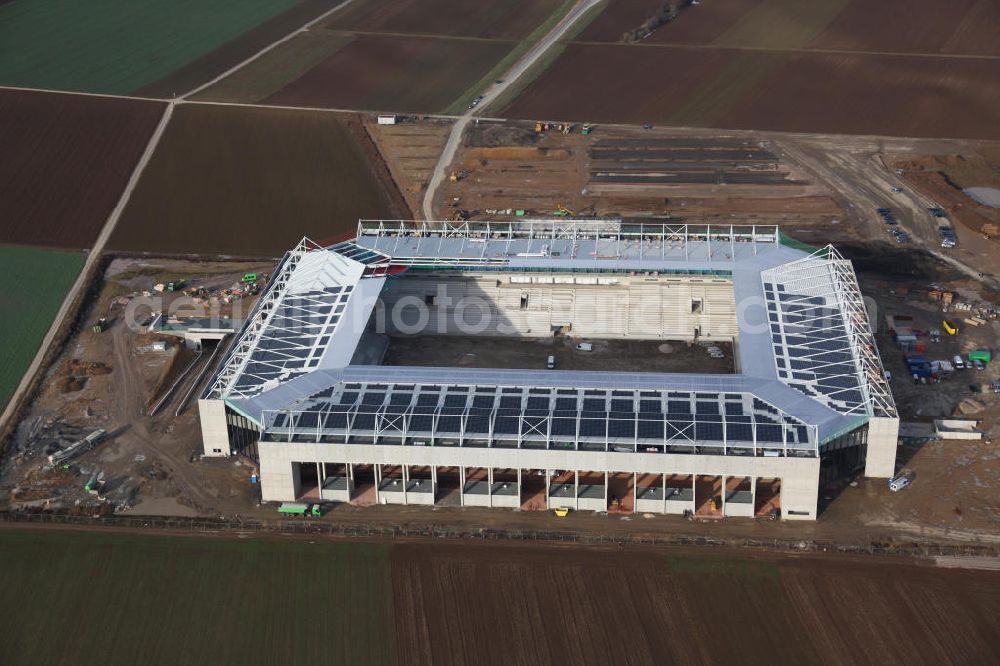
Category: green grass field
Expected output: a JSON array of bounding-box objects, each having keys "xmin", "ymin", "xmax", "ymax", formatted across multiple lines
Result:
[
  {"xmin": 0, "ymin": 0, "xmax": 299, "ymax": 94},
  {"xmin": 0, "ymin": 529, "xmax": 394, "ymax": 665},
  {"xmin": 0, "ymin": 247, "xmax": 83, "ymax": 413}
]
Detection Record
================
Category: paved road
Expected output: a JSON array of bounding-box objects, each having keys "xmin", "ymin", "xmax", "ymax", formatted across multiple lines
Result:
[{"xmin": 421, "ymin": 0, "xmax": 602, "ymax": 221}]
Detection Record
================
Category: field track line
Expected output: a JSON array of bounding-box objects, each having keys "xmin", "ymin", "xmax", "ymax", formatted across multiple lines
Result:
[
  {"xmin": 180, "ymin": 0, "xmax": 358, "ymax": 99},
  {"xmin": 318, "ymin": 28, "xmax": 518, "ymax": 44},
  {"xmin": 421, "ymin": 0, "xmax": 603, "ymax": 220},
  {"xmin": 0, "ymin": 84, "xmax": 165, "ymax": 103},
  {"xmin": 0, "ymin": 105, "xmax": 175, "ymax": 432},
  {"xmin": 570, "ymin": 40, "xmax": 1000, "ymax": 61}
]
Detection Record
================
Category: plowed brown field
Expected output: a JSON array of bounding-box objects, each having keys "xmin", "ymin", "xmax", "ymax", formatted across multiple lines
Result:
[
  {"xmin": 503, "ymin": 44, "xmax": 1000, "ymax": 139},
  {"xmin": 390, "ymin": 543, "xmax": 1000, "ymax": 666},
  {"xmin": 506, "ymin": 0, "xmax": 1000, "ymax": 139},
  {"xmin": 264, "ymin": 33, "xmax": 514, "ymax": 113},
  {"xmin": 325, "ymin": 0, "xmax": 565, "ymax": 39},
  {"xmin": 110, "ymin": 104, "xmax": 404, "ymax": 256},
  {"xmin": 717, "ymin": 53, "xmax": 1000, "ymax": 140},
  {"xmin": 0, "ymin": 89, "xmax": 164, "ymax": 249},
  {"xmin": 810, "ymin": 0, "xmax": 1000, "ymax": 55},
  {"xmin": 580, "ymin": 0, "xmax": 1000, "ymax": 55},
  {"xmin": 578, "ymin": 0, "xmax": 761, "ymax": 44},
  {"xmin": 503, "ymin": 43, "xmax": 734, "ymax": 123}
]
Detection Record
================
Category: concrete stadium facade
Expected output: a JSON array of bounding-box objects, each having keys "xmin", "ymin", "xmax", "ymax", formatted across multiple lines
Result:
[{"xmin": 199, "ymin": 220, "xmax": 899, "ymax": 520}]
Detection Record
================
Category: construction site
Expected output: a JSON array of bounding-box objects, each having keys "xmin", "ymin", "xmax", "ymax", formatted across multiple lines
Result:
[
  {"xmin": 2, "ymin": 257, "xmax": 271, "ymax": 516},
  {"xmin": 191, "ymin": 219, "xmax": 903, "ymax": 522}
]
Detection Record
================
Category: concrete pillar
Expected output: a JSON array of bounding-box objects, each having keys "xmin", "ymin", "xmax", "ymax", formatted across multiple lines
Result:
[
  {"xmin": 603, "ymin": 471, "xmax": 608, "ymax": 508},
  {"xmin": 488, "ymin": 468, "xmax": 494, "ymax": 508},
  {"xmin": 460, "ymin": 467, "xmax": 465, "ymax": 507},
  {"xmin": 517, "ymin": 468, "xmax": 522, "ymax": 507},
  {"xmin": 751, "ymin": 476, "xmax": 757, "ymax": 514},
  {"xmin": 780, "ymin": 459, "xmax": 821, "ymax": 519},
  {"xmin": 721, "ymin": 474, "xmax": 726, "ymax": 516},
  {"xmin": 865, "ymin": 416, "xmax": 900, "ymax": 478},
  {"xmin": 402, "ymin": 465, "xmax": 409, "ymax": 505},
  {"xmin": 374, "ymin": 465, "xmax": 382, "ymax": 505},
  {"xmin": 574, "ymin": 470, "xmax": 578, "ymax": 501},
  {"xmin": 662, "ymin": 473, "xmax": 667, "ymax": 514},
  {"xmin": 198, "ymin": 398, "xmax": 231, "ymax": 456},
  {"xmin": 545, "ymin": 470, "xmax": 551, "ymax": 510},
  {"xmin": 633, "ymin": 472, "xmax": 637, "ymax": 511}
]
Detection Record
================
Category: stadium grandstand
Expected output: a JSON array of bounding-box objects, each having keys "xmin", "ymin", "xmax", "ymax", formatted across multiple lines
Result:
[{"xmin": 199, "ymin": 220, "xmax": 898, "ymax": 520}]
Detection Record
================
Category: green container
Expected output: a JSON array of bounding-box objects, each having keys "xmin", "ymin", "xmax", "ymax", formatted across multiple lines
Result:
[
  {"xmin": 969, "ymin": 349, "xmax": 991, "ymax": 362},
  {"xmin": 277, "ymin": 502, "xmax": 308, "ymax": 515}
]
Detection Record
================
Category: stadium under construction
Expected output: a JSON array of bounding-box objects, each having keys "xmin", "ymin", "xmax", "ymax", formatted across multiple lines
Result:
[{"xmin": 198, "ymin": 220, "xmax": 899, "ymax": 520}]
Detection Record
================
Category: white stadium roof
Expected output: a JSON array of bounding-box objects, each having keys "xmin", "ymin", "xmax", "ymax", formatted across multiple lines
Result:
[{"xmin": 204, "ymin": 221, "xmax": 895, "ymax": 452}]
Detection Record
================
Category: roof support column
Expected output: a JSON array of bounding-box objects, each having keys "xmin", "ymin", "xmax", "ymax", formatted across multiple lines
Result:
[
  {"xmin": 460, "ymin": 467, "xmax": 465, "ymax": 507},
  {"xmin": 545, "ymin": 470, "xmax": 551, "ymax": 510}
]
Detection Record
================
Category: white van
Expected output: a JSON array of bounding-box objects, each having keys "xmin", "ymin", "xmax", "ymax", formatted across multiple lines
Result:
[
  {"xmin": 547, "ymin": 355, "xmax": 555, "ymax": 369},
  {"xmin": 889, "ymin": 475, "xmax": 911, "ymax": 492},
  {"xmin": 953, "ymin": 355, "xmax": 965, "ymax": 370}
]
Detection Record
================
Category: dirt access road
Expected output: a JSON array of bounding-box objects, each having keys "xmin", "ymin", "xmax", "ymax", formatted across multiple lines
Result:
[
  {"xmin": 0, "ymin": 103, "xmax": 173, "ymax": 434},
  {"xmin": 422, "ymin": 0, "xmax": 603, "ymax": 220}
]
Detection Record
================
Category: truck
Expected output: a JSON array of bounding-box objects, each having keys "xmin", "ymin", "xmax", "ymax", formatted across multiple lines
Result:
[
  {"xmin": 931, "ymin": 360, "xmax": 954, "ymax": 378},
  {"xmin": 904, "ymin": 354, "xmax": 932, "ymax": 379},
  {"xmin": 968, "ymin": 349, "xmax": 991, "ymax": 364},
  {"xmin": 241, "ymin": 273, "xmax": 257, "ymax": 283},
  {"xmin": 889, "ymin": 474, "xmax": 912, "ymax": 492},
  {"xmin": 165, "ymin": 279, "xmax": 186, "ymax": 292},
  {"xmin": 575, "ymin": 342, "xmax": 593, "ymax": 352},
  {"xmin": 48, "ymin": 429, "xmax": 107, "ymax": 465},
  {"xmin": 277, "ymin": 502, "xmax": 322, "ymax": 517}
]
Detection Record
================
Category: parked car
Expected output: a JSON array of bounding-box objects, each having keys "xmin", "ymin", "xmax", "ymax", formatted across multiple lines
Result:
[{"xmin": 889, "ymin": 475, "xmax": 911, "ymax": 492}]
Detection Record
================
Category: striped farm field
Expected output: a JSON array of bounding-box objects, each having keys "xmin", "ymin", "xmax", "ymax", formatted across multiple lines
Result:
[
  {"xmin": 0, "ymin": 0, "xmax": 343, "ymax": 95},
  {"xmin": 197, "ymin": 0, "xmax": 576, "ymax": 114},
  {"xmin": 0, "ymin": 247, "xmax": 83, "ymax": 412},
  {"xmin": 501, "ymin": 0, "xmax": 1000, "ymax": 139},
  {"xmin": 110, "ymin": 104, "xmax": 406, "ymax": 256},
  {"xmin": 0, "ymin": 529, "xmax": 394, "ymax": 665},
  {"xmin": 1, "ymin": 529, "xmax": 998, "ymax": 665},
  {"xmin": 0, "ymin": 89, "xmax": 165, "ymax": 249}
]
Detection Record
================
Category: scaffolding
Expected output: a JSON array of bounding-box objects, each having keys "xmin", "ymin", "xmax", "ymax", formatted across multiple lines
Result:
[{"xmin": 354, "ymin": 219, "xmax": 781, "ymax": 266}]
